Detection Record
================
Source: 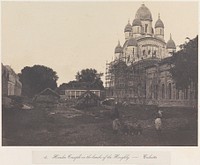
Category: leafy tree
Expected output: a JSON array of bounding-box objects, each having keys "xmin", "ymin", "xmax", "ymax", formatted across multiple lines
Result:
[
  {"xmin": 76, "ymin": 69, "xmax": 101, "ymax": 82},
  {"xmin": 170, "ymin": 35, "xmax": 198, "ymax": 91},
  {"xmin": 19, "ymin": 65, "xmax": 58, "ymax": 97},
  {"xmin": 75, "ymin": 68, "xmax": 104, "ymax": 90},
  {"xmin": 58, "ymin": 69, "xmax": 104, "ymax": 90}
]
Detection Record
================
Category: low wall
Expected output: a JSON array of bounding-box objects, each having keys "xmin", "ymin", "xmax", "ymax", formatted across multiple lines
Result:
[
  {"xmin": 145, "ymin": 99, "xmax": 197, "ymax": 108},
  {"xmin": 2, "ymin": 97, "xmax": 12, "ymax": 108}
]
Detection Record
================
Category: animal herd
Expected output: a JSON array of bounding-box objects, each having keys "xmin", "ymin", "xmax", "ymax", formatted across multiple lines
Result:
[{"xmin": 112, "ymin": 110, "xmax": 163, "ymax": 136}]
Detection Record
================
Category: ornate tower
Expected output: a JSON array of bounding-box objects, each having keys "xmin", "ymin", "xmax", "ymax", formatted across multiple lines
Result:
[
  {"xmin": 135, "ymin": 4, "xmax": 153, "ymax": 36},
  {"xmin": 114, "ymin": 41, "xmax": 123, "ymax": 60},
  {"xmin": 132, "ymin": 18, "xmax": 142, "ymax": 38},
  {"xmin": 166, "ymin": 34, "xmax": 176, "ymax": 54},
  {"xmin": 124, "ymin": 20, "xmax": 132, "ymax": 41},
  {"xmin": 155, "ymin": 13, "xmax": 164, "ymax": 39},
  {"xmin": 126, "ymin": 38, "xmax": 138, "ymax": 64}
]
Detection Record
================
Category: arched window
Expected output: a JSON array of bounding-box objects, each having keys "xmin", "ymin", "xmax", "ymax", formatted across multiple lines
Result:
[
  {"xmin": 137, "ymin": 84, "xmax": 141, "ymax": 97},
  {"xmin": 176, "ymin": 89, "xmax": 179, "ymax": 100},
  {"xmin": 184, "ymin": 88, "xmax": 188, "ymax": 99},
  {"xmin": 168, "ymin": 83, "xmax": 172, "ymax": 99},
  {"xmin": 111, "ymin": 90, "xmax": 114, "ymax": 97},
  {"xmin": 127, "ymin": 55, "xmax": 130, "ymax": 62},
  {"xmin": 160, "ymin": 29, "xmax": 162, "ymax": 35},
  {"xmin": 149, "ymin": 84, "xmax": 152, "ymax": 98},
  {"xmin": 143, "ymin": 50, "xmax": 145, "ymax": 56},
  {"xmin": 137, "ymin": 27, "xmax": 139, "ymax": 33},
  {"xmin": 153, "ymin": 50, "xmax": 157, "ymax": 57},
  {"xmin": 162, "ymin": 84, "xmax": 165, "ymax": 99},
  {"xmin": 154, "ymin": 85, "xmax": 158, "ymax": 99},
  {"xmin": 145, "ymin": 24, "xmax": 148, "ymax": 33}
]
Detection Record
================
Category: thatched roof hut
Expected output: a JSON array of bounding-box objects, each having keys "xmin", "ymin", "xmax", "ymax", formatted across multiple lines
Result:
[
  {"xmin": 75, "ymin": 90, "xmax": 100, "ymax": 109},
  {"xmin": 33, "ymin": 88, "xmax": 60, "ymax": 104}
]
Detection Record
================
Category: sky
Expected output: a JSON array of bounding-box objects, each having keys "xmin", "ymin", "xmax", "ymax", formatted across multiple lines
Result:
[{"xmin": 1, "ymin": 1, "xmax": 198, "ymax": 85}]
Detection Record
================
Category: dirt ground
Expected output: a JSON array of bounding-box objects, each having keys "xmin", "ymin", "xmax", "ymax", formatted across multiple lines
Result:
[{"xmin": 2, "ymin": 105, "xmax": 198, "ymax": 146}]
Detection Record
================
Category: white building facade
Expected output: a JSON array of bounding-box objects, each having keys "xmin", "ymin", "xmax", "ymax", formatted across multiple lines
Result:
[
  {"xmin": 105, "ymin": 4, "xmax": 197, "ymax": 108},
  {"xmin": 114, "ymin": 4, "xmax": 176, "ymax": 65}
]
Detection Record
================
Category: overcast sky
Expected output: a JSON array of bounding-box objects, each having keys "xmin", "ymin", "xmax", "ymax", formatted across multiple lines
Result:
[{"xmin": 2, "ymin": 1, "xmax": 198, "ymax": 85}]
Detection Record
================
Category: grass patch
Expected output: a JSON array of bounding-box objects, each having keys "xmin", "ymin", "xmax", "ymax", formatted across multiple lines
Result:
[{"xmin": 2, "ymin": 106, "xmax": 197, "ymax": 146}]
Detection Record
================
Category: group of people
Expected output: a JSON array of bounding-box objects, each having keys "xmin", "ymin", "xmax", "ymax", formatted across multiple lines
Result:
[{"xmin": 112, "ymin": 102, "xmax": 163, "ymax": 136}]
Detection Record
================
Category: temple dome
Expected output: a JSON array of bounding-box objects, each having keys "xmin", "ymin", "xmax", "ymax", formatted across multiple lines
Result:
[
  {"xmin": 127, "ymin": 38, "xmax": 138, "ymax": 47},
  {"xmin": 155, "ymin": 19, "xmax": 164, "ymax": 28},
  {"xmin": 124, "ymin": 21, "xmax": 132, "ymax": 32},
  {"xmin": 155, "ymin": 14, "xmax": 164, "ymax": 28},
  {"xmin": 132, "ymin": 18, "xmax": 142, "ymax": 26},
  {"xmin": 166, "ymin": 34, "xmax": 176, "ymax": 49},
  {"xmin": 135, "ymin": 4, "xmax": 152, "ymax": 21},
  {"xmin": 115, "ymin": 41, "xmax": 123, "ymax": 53}
]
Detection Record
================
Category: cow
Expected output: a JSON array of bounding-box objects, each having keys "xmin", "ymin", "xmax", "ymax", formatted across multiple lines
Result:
[{"xmin": 122, "ymin": 121, "xmax": 142, "ymax": 135}]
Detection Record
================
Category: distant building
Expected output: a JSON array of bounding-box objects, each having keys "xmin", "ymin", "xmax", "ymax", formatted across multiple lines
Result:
[
  {"xmin": 75, "ymin": 90, "xmax": 101, "ymax": 108},
  {"xmin": 105, "ymin": 4, "xmax": 197, "ymax": 107},
  {"xmin": 58, "ymin": 81, "xmax": 103, "ymax": 100},
  {"xmin": 2, "ymin": 64, "xmax": 22, "ymax": 96},
  {"xmin": 33, "ymin": 88, "xmax": 60, "ymax": 108},
  {"xmin": 61, "ymin": 89, "xmax": 101, "ymax": 99},
  {"xmin": 145, "ymin": 57, "xmax": 197, "ymax": 107}
]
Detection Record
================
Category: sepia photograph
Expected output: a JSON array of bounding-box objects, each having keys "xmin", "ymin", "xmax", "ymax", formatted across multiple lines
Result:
[{"xmin": 1, "ymin": 1, "xmax": 198, "ymax": 147}]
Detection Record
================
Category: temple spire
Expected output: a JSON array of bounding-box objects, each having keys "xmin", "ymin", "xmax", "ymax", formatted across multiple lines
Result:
[
  {"xmin": 118, "ymin": 40, "xmax": 120, "ymax": 45},
  {"xmin": 142, "ymin": 2, "xmax": 145, "ymax": 6}
]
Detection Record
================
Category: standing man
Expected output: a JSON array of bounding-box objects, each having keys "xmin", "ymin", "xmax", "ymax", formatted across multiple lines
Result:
[
  {"xmin": 113, "ymin": 102, "xmax": 119, "ymax": 119},
  {"xmin": 112, "ymin": 118, "xmax": 121, "ymax": 134}
]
